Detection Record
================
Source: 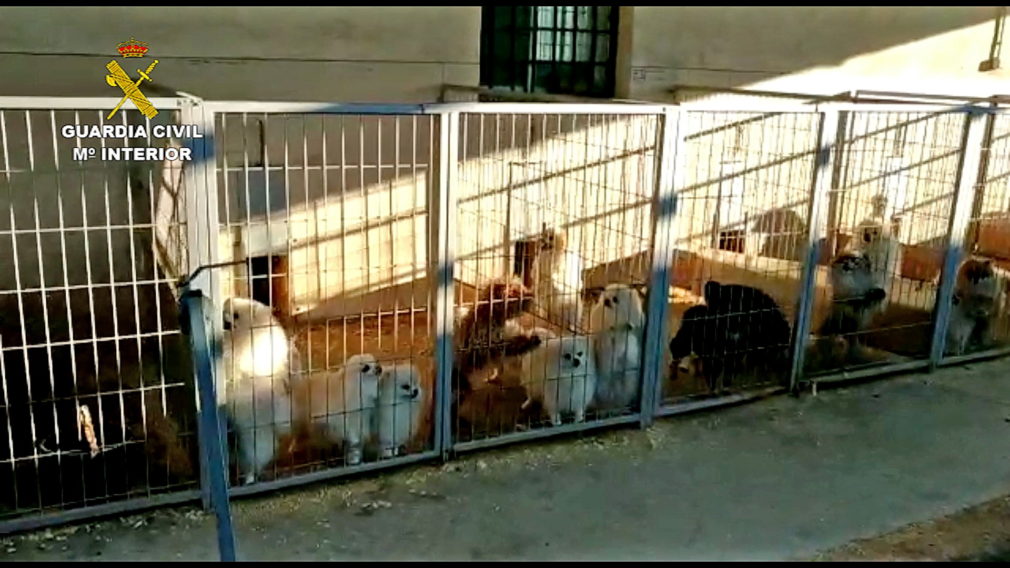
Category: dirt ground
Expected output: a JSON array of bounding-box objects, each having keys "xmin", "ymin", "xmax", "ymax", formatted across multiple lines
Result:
[
  {"xmin": 3, "ymin": 345, "xmax": 1010, "ymax": 561},
  {"xmin": 812, "ymin": 495, "xmax": 1010, "ymax": 561}
]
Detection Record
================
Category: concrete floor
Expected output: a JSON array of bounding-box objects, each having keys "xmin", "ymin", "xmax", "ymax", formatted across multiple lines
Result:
[{"xmin": 4, "ymin": 357, "xmax": 1010, "ymax": 561}]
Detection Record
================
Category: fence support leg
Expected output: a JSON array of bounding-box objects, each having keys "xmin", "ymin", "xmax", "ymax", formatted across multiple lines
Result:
[
  {"xmin": 929, "ymin": 110, "xmax": 989, "ymax": 369},
  {"xmin": 432, "ymin": 112, "xmax": 460, "ymax": 461},
  {"xmin": 640, "ymin": 107, "xmax": 681, "ymax": 427},
  {"xmin": 181, "ymin": 96, "xmax": 224, "ymax": 509},
  {"xmin": 181, "ymin": 290, "xmax": 237, "ymax": 562},
  {"xmin": 789, "ymin": 109, "xmax": 842, "ymax": 394}
]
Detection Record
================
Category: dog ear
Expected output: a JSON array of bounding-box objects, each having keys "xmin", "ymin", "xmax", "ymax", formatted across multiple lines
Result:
[
  {"xmin": 582, "ymin": 286, "xmax": 604, "ymax": 305},
  {"xmin": 631, "ymin": 282, "xmax": 649, "ymax": 302},
  {"xmin": 702, "ymin": 281, "xmax": 721, "ymax": 305}
]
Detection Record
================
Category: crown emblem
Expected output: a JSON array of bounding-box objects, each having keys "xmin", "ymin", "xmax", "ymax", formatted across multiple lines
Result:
[{"xmin": 116, "ymin": 37, "xmax": 148, "ymax": 58}]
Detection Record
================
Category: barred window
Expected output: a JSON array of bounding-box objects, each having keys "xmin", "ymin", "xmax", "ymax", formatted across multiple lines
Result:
[{"xmin": 480, "ymin": 6, "xmax": 620, "ymax": 98}]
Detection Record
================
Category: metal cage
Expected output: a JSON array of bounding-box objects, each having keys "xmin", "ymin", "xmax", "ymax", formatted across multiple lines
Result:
[{"xmin": 0, "ymin": 96, "xmax": 1006, "ymax": 549}]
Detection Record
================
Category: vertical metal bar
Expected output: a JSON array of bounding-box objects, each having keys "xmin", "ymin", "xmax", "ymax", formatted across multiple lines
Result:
[
  {"xmin": 929, "ymin": 110, "xmax": 988, "ymax": 366},
  {"xmin": 145, "ymin": 110, "xmax": 170, "ymax": 482},
  {"xmin": 181, "ymin": 290, "xmax": 236, "ymax": 562},
  {"xmin": 432, "ymin": 112, "xmax": 459, "ymax": 459},
  {"xmin": 121, "ymin": 110, "xmax": 151, "ymax": 495},
  {"xmin": 965, "ymin": 110, "xmax": 997, "ymax": 269},
  {"xmin": 18, "ymin": 111, "xmax": 48, "ymax": 511},
  {"xmin": 97, "ymin": 109, "xmax": 130, "ymax": 494},
  {"xmin": 179, "ymin": 100, "xmax": 210, "ymax": 509},
  {"xmin": 822, "ymin": 112, "xmax": 851, "ymax": 266},
  {"xmin": 0, "ymin": 112, "xmax": 20, "ymax": 512},
  {"xmin": 26, "ymin": 109, "xmax": 68, "ymax": 505},
  {"xmin": 77, "ymin": 111, "xmax": 110, "ymax": 502},
  {"xmin": 181, "ymin": 97, "xmax": 224, "ymax": 508},
  {"xmin": 640, "ymin": 108, "xmax": 681, "ymax": 425},
  {"xmin": 789, "ymin": 109, "xmax": 841, "ymax": 391}
]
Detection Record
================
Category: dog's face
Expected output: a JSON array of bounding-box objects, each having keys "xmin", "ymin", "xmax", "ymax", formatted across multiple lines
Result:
[
  {"xmin": 539, "ymin": 227, "xmax": 566, "ymax": 253},
  {"xmin": 668, "ymin": 305, "xmax": 709, "ymax": 360},
  {"xmin": 962, "ymin": 258, "xmax": 994, "ymax": 284},
  {"xmin": 959, "ymin": 294, "xmax": 994, "ymax": 320},
  {"xmin": 831, "ymin": 252, "xmax": 882, "ymax": 301},
  {"xmin": 596, "ymin": 283, "xmax": 646, "ymax": 329},
  {"xmin": 345, "ymin": 354, "xmax": 383, "ymax": 378},
  {"xmin": 675, "ymin": 353, "xmax": 703, "ymax": 379},
  {"xmin": 483, "ymin": 278, "xmax": 534, "ymax": 322},
  {"xmin": 557, "ymin": 336, "xmax": 591, "ymax": 371},
  {"xmin": 859, "ymin": 224, "xmax": 883, "ymax": 244},
  {"xmin": 959, "ymin": 259, "xmax": 998, "ymax": 300},
  {"xmin": 384, "ymin": 367, "xmax": 421, "ymax": 401},
  {"xmin": 222, "ymin": 297, "xmax": 276, "ymax": 331}
]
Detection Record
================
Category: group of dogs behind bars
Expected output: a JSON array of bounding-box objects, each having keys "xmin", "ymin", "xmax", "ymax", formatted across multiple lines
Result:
[{"xmin": 219, "ymin": 219, "xmax": 1007, "ymax": 486}]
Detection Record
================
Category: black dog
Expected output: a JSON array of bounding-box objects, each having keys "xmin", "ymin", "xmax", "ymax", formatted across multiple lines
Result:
[{"xmin": 669, "ymin": 281, "xmax": 792, "ymax": 393}]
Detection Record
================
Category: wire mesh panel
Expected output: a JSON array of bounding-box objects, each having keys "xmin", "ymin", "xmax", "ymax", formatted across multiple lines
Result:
[
  {"xmin": 939, "ymin": 111, "xmax": 1010, "ymax": 363},
  {"xmin": 660, "ymin": 111, "xmax": 821, "ymax": 405},
  {"xmin": 451, "ymin": 110, "xmax": 660, "ymax": 448},
  {"xmin": 805, "ymin": 111, "xmax": 966, "ymax": 378},
  {"xmin": 0, "ymin": 104, "xmax": 199, "ymax": 527},
  {"xmin": 214, "ymin": 110, "xmax": 438, "ymax": 488}
]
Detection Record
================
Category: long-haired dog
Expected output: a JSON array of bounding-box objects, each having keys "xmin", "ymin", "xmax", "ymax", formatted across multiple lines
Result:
[
  {"xmin": 520, "ymin": 334, "xmax": 598, "ymax": 426},
  {"xmin": 668, "ymin": 281, "xmax": 791, "ymax": 393},
  {"xmin": 221, "ymin": 296, "xmax": 297, "ymax": 485},
  {"xmin": 533, "ymin": 226, "xmax": 586, "ymax": 332},
  {"xmin": 375, "ymin": 363, "xmax": 425, "ymax": 459},
  {"xmin": 945, "ymin": 258, "xmax": 1004, "ymax": 356},
  {"xmin": 588, "ymin": 283, "xmax": 646, "ymax": 412},
  {"xmin": 456, "ymin": 321, "xmax": 556, "ymax": 437},
  {"xmin": 853, "ymin": 215, "xmax": 902, "ymax": 315},
  {"xmin": 291, "ymin": 353, "xmax": 384, "ymax": 466},
  {"xmin": 815, "ymin": 251, "xmax": 887, "ymax": 366},
  {"xmin": 454, "ymin": 277, "xmax": 542, "ymax": 395}
]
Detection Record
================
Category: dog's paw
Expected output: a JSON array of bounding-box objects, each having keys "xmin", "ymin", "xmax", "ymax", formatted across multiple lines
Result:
[{"xmin": 345, "ymin": 446, "xmax": 363, "ymax": 466}]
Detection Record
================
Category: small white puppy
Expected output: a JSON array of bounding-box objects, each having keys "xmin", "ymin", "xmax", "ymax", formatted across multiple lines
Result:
[
  {"xmin": 375, "ymin": 363, "xmax": 425, "ymax": 459},
  {"xmin": 588, "ymin": 284, "xmax": 646, "ymax": 411},
  {"xmin": 535, "ymin": 228, "xmax": 586, "ymax": 332},
  {"xmin": 853, "ymin": 217, "xmax": 902, "ymax": 315},
  {"xmin": 221, "ymin": 297, "xmax": 295, "ymax": 485},
  {"xmin": 293, "ymin": 353, "xmax": 383, "ymax": 466},
  {"xmin": 520, "ymin": 334, "xmax": 598, "ymax": 426}
]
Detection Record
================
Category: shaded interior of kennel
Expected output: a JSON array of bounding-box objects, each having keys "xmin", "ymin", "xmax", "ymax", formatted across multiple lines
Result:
[
  {"xmin": 0, "ymin": 108, "xmax": 199, "ymax": 520},
  {"xmin": 212, "ymin": 112, "xmax": 439, "ymax": 480},
  {"xmin": 450, "ymin": 111, "xmax": 660, "ymax": 444}
]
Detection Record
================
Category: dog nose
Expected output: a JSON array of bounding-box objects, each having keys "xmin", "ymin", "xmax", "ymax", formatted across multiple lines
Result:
[
  {"xmin": 222, "ymin": 319, "xmax": 232, "ymax": 330},
  {"xmin": 572, "ymin": 358, "xmax": 581, "ymax": 368},
  {"xmin": 374, "ymin": 364, "xmax": 383, "ymax": 374},
  {"xmin": 411, "ymin": 388, "xmax": 419, "ymax": 398}
]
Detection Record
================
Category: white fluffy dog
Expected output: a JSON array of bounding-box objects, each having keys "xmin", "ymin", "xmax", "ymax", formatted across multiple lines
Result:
[
  {"xmin": 588, "ymin": 284, "xmax": 646, "ymax": 411},
  {"xmin": 221, "ymin": 297, "xmax": 296, "ymax": 485},
  {"xmin": 535, "ymin": 228, "xmax": 586, "ymax": 332},
  {"xmin": 520, "ymin": 334, "xmax": 598, "ymax": 426},
  {"xmin": 853, "ymin": 217, "xmax": 902, "ymax": 315},
  {"xmin": 375, "ymin": 363, "xmax": 424, "ymax": 459},
  {"xmin": 293, "ymin": 353, "xmax": 383, "ymax": 466}
]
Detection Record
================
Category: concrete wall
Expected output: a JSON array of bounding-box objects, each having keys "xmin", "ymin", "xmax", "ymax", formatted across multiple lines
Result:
[
  {"xmin": 2, "ymin": 6, "xmax": 1006, "ymax": 335},
  {"xmin": 0, "ymin": 7, "xmax": 481, "ymax": 102},
  {"xmin": 211, "ymin": 112, "xmax": 660, "ymax": 322},
  {"xmin": 625, "ymin": 7, "xmax": 1007, "ymax": 101}
]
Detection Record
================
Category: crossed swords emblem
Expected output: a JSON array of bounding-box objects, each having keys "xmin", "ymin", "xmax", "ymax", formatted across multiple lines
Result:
[{"xmin": 105, "ymin": 59, "xmax": 159, "ymax": 120}]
